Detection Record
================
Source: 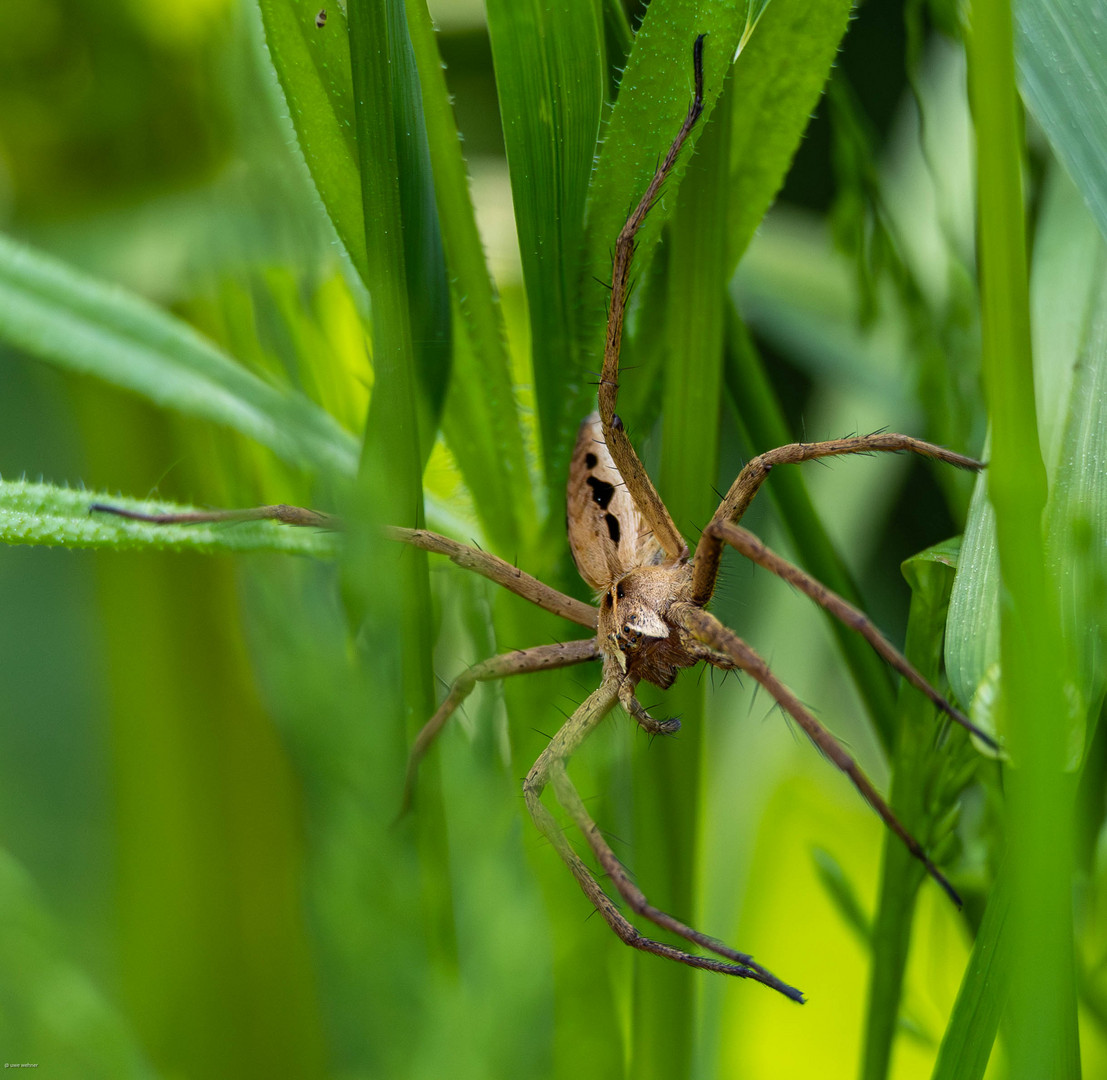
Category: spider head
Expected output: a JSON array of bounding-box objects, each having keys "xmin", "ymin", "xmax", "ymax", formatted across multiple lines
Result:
[{"xmin": 598, "ymin": 564, "xmax": 697, "ymax": 686}]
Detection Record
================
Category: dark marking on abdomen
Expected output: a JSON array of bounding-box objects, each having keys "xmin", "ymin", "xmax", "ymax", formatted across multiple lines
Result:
[
  {"xmin": 585, "ymin": 452, "xmax": 598, "ymax": 469},
  {"xmin": 586, "ymin": 476, "xmax": 615, "ymax": 509},
  {"xmin": 605, "ymin": 513, "xmax": 621, "ymax": 543}
]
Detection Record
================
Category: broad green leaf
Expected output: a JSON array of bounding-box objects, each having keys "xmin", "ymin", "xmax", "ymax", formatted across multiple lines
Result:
[
  {"xmin": 257, "ymin": 0, "xmax": 451, "ymax": 444},
  {"xmin": 486, "ymin": 0, "xmax": 604, "ymax": 486},
  {"xmin": 1016, "ymin": 0, "xmax": 1107, "ymax": 246},
  {"xmin": 0, "ymin": 232, "xmax": 358, "ymax": 479},
  {"xmin": 0, "ymin": 479, "xmax": 336, "ymax": 557}
]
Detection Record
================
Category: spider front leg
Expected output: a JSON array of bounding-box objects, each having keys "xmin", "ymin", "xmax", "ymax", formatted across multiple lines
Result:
[
  {"xmin": 690, "ymin": 434, "xmax": 984, "ymax": 604},
  {"xmin": 594, "ymin": 35, "xmax": 708, "ymax": 563},
  {"xmin": 523, "ymin": 670, "xmax": 804, "ymax": 1001},
  {"xmin": 677, "ymin": 604, "xmax": 963, "ymax": 907}
]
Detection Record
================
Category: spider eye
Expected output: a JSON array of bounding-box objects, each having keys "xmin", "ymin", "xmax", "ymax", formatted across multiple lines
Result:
[
  {"xmin": 602, "ymin": 592, "xmax": 612, "ymax": 608},
  {"xmin": 615, "ymin": 582, "xmax": 625, "ymax": 600}
]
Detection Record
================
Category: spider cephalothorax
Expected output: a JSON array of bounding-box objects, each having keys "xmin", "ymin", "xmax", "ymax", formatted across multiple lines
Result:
[{"xmin": 93, "ymin": 35, "xmax": 994, "ymax": 1003}]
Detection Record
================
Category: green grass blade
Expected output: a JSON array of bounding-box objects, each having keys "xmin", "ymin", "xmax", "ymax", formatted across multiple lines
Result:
[
  {"xmin": 947, "ymin": 168, "xmax": 1107, "ymax": 734},
  {"xmin": 258, "ymin": 0, "xmax": 451, "ymax": 441},
  {"xmin": 725, "ymin": 0, "xmax": 853, "ymax": 267},
  {"xmin": 0, "ymin": 232, "xmax": 358, "ymax": 478},
  {"xmin": 346, "ymin": 0, "xmax": 436, "ymax": 738},
  {"xmin": 863, "ymin": 542, "xmax": 969, "ymax": 1080},
  {"xmin": 1016, "ymin": 0, "xmax": 1107, "ymax": 244},
  {"xmin": 966, "ymin": 1, "xmax": 1078, "ymax": 1076},
  {"xmin": 485, "ymin": 0, "xmax": 603, "ymax": 486},
  {"xmin": 403, "ymin": 0, "xmax": 532, "ymax": 550},
  {"xmin": 254, "ymin": 0, "xmax": 368, "ymax": 281},
  {"xmin": 0, "ymin": 480, "xmax": 336, "ymax": 557},
  {"xmin": 930, "ymin": 859, "xmax": 1013, "ymax": 1080}
]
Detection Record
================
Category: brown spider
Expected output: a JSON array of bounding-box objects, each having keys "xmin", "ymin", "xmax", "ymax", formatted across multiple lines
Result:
[{"xmin": 94, "ymin": 35, "xmax": 993, "ymax": 1003}]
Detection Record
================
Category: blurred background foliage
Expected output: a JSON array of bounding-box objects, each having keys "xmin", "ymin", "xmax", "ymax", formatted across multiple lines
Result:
[{"xmin": 0, "ymin": 0, "xmax": 1104, "ymax": 1078}]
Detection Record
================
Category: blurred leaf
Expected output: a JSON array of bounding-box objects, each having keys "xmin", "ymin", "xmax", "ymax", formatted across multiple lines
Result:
[
  {"xmin": 0, "ymin": 480, "xmax": 336, "ymax": 557},
  {"xmin": 0, "ymin": 232, "xmax": 358, "ymax": 478},
  {"xmin": 0, "ymin": 849, "xmax": 157, "ymax": 1080},
  {"xmin": 813, "ymin": 845, "xmax": 873, "ymax": 947},
  {"xmin": 485, "ymin": 0, "xmax": 603, "ymax": 485},
  {"xmin": 345, "ymin": 0, "xmax": 437, "ymax": 813},
  {"xmin": 1016, "ymin": 0, "xmax": 1107, "ymax": 245}
]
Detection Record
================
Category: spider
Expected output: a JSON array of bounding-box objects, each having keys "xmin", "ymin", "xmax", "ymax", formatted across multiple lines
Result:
[{"xmin": 94, "ymin": 35, "xmax": 994, "ymax": 1003}]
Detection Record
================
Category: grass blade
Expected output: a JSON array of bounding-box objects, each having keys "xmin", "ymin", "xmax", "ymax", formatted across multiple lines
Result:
[
  {"xmin": 403, "ymin": 0, "xmax": 533, "ymax": 551},
  {"xmin": 0, "ymin": 233, "xmax": 357, "ymax": 478},
  {"xmin": 929, "ymin": 860, "xmax": 1012, "ymax": 1080},
  {"xmin": 255, "ymin": 0, "xmax": 368, "ymax": 282},
  {"xmin": 1016, "ymin": 0, "xmax": 1107, "ymax": 244},
  {"xmin": 725, "ymin": 0, "xmax": 853, "ymax": 267},
  {"xmin": 485, "ymin": 0, "xmax": 604, "ymax": 486},
  {"xmin": 0, "ymin": 480, "xmax": 336, "ymax": 557},
  {"xmin": 965, "ymin": 1, "xmax": 1078, "ymax": 1076},
  {"xmin": 863, "ymin": 542, "xmax": 973, "ymax": 1080}
]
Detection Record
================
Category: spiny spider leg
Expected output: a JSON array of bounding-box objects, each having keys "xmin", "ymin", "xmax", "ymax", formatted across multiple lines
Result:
[
  {"xmin": 706, "ymin": 519, "xmax": 997, "ymax": 749},
  {"xmin": 624, "ymin": 693, "xmax": 681, "ymax": 736},
  {"xmin": 690, "ymin": 435, "xmax": 984, "ymax": 604},
  {"xmin": 401, "ymin": 638, "xmax": 599, "ymax": 812},
  {"xmin": 91, "ymin": 505, "xmax": 597, "ymax": 631},
  {"xmin": 523, "ymin": 673, "xmax": 804, "ymax": 1002},
  {"xmin": 596, "ymin": 35, "xmax": 707, "ymax": 563},
  {"xmin": 90, "ymin": 502, "xmax": 337, "ymax": 528},
  {"xmin": 677, "ymin": 605, "xmax": 963, "ymax": 907},
  {"xmin": 388, "ymin": 527, "xmax": 598, "ymax": 630}
]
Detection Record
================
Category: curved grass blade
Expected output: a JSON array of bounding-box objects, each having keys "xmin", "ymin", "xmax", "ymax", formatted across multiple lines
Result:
[
  {"xmin": 0, "ymin": 479, "xmax": 336, "ymax": 557},
  {"xmin": 0, "ymin": 232, "xmax": 358, "ymax": 479}
]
